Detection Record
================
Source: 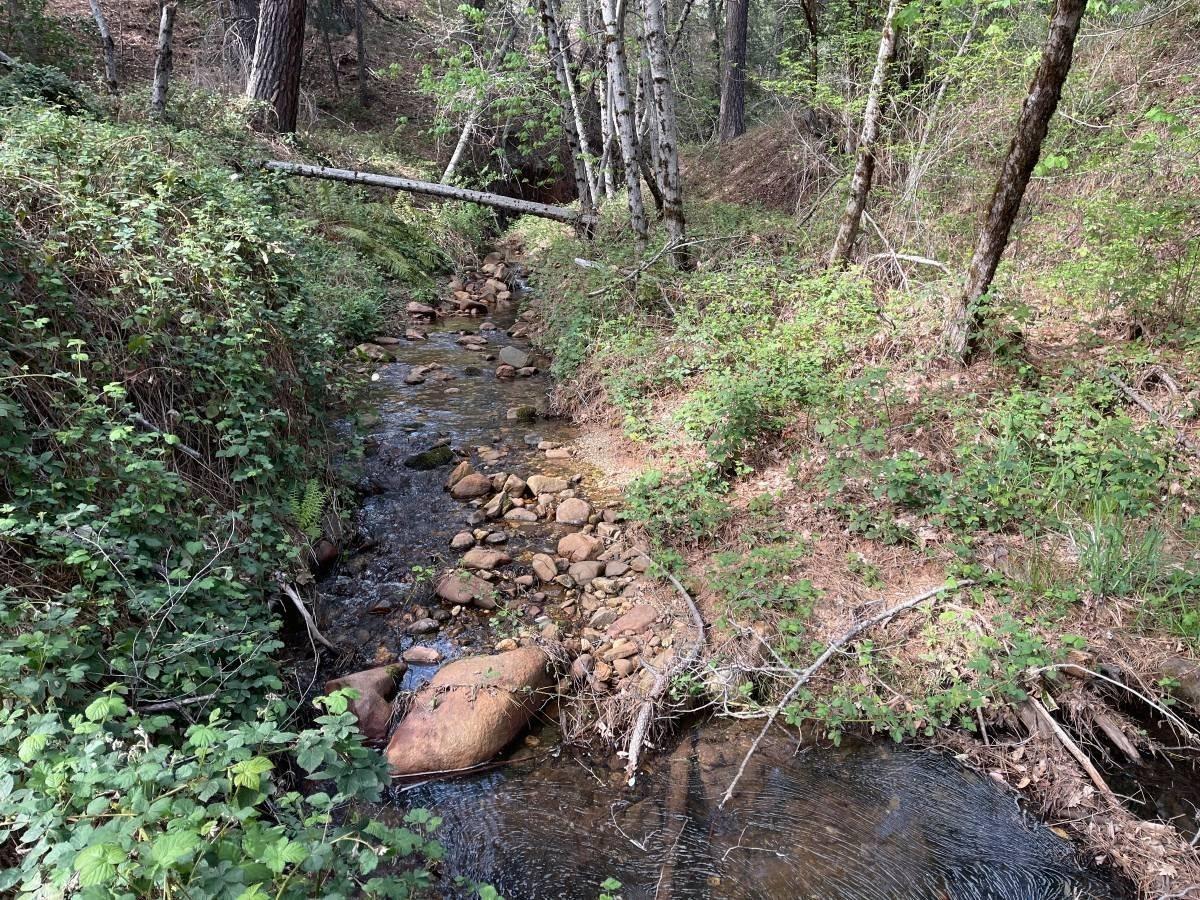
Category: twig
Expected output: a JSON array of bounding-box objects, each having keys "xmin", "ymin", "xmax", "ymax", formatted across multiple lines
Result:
[
  {"xmin": 623, "ymin": 568, "xmax": 706, "ymax": 783},
  {"xmin": 277, "ymin": 579, "xmax": 338, "ymax": 652},
  {"xmin": 1024, "ymin": 695, "xmax": 1114, "ymax": 797},
  {"xmin": 131, "ymin": 413, "xmax": 204, "ymax": 461},
  {"xmin": 1034, "ymin": 664, "xmax": 1198, "ymax": 740},
  {"xmin": 137, "ymin": 692, "xmax": 217, "ymax": 713},
  {"xmin": 1103, "ymin": 368, "xmax": 1199, "ymax": 456},
  {"xmin": 862, "ymin": 251, "xmax": 950, "ymax": 273},
  {"xmin": 718, "ymin": 579, "xmax": 972, "ymax": 808}
]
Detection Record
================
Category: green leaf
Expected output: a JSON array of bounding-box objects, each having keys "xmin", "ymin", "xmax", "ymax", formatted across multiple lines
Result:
[{"xmin": 74, "ymin": 843, "xmax": 123, "ymax": 887}]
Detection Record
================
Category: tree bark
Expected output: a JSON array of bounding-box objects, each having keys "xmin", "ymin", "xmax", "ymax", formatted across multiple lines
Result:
[
  {"xmin": 264, "ymin": 160, "xmax": 593, "ymax": 227},
  {"xmin": 601, "ymin": 0, "xmax": 648, "ymax": 249},
  {"xmin": 827, "ymin": 0, "xmax": 900, "ymax": 267},
  {"xmin": 946, "ymin": 0, "xmax": 1087, "ymax": 361},
  {"xmin": 246, "ymin": 0, "xmax": 308, "ymax": 133},
  {"xmin": 642, "ymin": 0, "xmax": 689, "ymax": 267},
  {"xmin": 717, "ymin": 0, "xmax": 747, "ymax": 141},
  {"xmin": 149, "ymin": 3, "xmax": 177, "ymax": 119},
  {"xmin": 540, "ymin": 0, "xmax": 597, "ymax": 206},
  {"xmin": 87, "ymin": 0, "xmax": 119, "ymax": 93},
  {"xmin": 355, "ymin": 0, "xmax": 368, "ymax": 106}
]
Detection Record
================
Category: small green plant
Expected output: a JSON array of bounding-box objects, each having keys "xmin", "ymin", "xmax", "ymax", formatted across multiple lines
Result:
[
  {"xmin": 288, "ymin": 478, "xmax": 328, "ymax": 540},
  {"xmin": 625, "ymin": 465, "xmax": 731, "ymax": 545}
]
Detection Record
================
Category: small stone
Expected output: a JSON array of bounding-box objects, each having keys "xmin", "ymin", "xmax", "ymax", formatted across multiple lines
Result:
[
  {"xmin": 502, "ymin": 474, "xmax": 528, "ymax": 496},
  {"xmin": 605, "ymin": 560, "xmax": 630, "ymax": 577},
  {"xmin": 603, "ymin": 642, "xmax": 640, "ymax": 662},
  {"xmin": 405, "ymin": 444, "xmax": 454, "ymax": 470},
  {"xmin": 483, "ymin": 492, "xmax": 513, "ymax": 519},
  {"xmin": 606, "ymin": 604, "xmax": 658, "ymax": 637},
  {"xmin": 546, "ymin": 448, "xmax": 572, "ymax": 459},
  {"xmin": 435, "ymin": 571, "xmax": 496, "ymax": 608},
  {"xmin": 556, "ymin": 498, "xmax": 592, "ymax": 525},
  {"xmin": 613, "ymin": 658, "xmax": 636, "ymax": 678},
  {"xmin": 570, "ymin": 654, "xmax": 595, "ymax": 681},
  {"xmin": 588, "ymin": 608, "xmax": 619, "ymax": 630},
  {"xmin": 515, "ymin": 574, "xmax": 535, "ymax": 587},
  {"xmin": 446, "ymin": 461, "xmax": 474, "ymax": 489},
  {"xmin": 630, "ymin": 555, "xmax": 652, "ymax": 573},
  {"xmin": 499, "ymin": 346, "xmax": 531, "ymax": 368},
  {"xmin": 504, "ymin": 508, "xmax": 538, "ymax": 522},
  {"xmin": 354, "ymin": 342, "xmax": 392, "ymax": 361},
  {"xmin": 450, "ymin": 531, "xmax": 475, "ymax": 550},
  {"xmin": 531, "ymin": 553, "xmax": 558, "ymax": 582},
  {"xmin": 537, "ymin": 441, "xmax": 560, "ymax": 451},
  {"xmin": 517, "ymin": 366, "xmax": 538, "ymax": 377},
  {"xmin": 407, "ymin": 618, "xmax": 439, "ymax": 635},
  {"xmin": 568, "ymin": 560, "xmax": 605, "ymax": 583},
  {"xmin": 485, "ymin": 531, "xmax": 509, "ymax": 544},
  {"xmin": 495, "ymin": 638, "xmax": 519, "ymax": 652},
  {"xmin": 406, "ymin": 301, "xmax": 437, "ymax": 317},
  {"xmin": 451, "ymin": 473, "xmax": 493, "ymax": 499},
  {"xmin": 403, "ymin": 646, "xmax": 442, "ymax": 665},
  {"xmin": 540, "ymin": 623, "xmax": 560, "ymax": 641},
  {"xmin": 404, "ymin": 371, "xmax": 426, "ymax": 385},
  {"xmin": 405, "ymin": 328, "xmax": 428, "ymax": 341},
  {"xmin": 461, "ymin": 547, "xmax": 512, "ymax": 570},
  {"xmin": 495, "ymin": 364, "xmax": 517, "ymax": 379},
  {"xmin": 526, "ymin": 474, "xmax": 569, "ymax": 495},
  {"xmin": 558, "ymin": 533, "xmax": 603, "ymax": 562},
  {"xmin": 507, "ymin": 405, "xmax": 537, "ymax": 422}
]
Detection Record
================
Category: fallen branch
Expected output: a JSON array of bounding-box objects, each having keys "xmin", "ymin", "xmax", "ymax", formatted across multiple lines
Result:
[
  {"xmin": 263, "ymin": 160, "xmax": 590, "ymax": 228},
  {"xmin": 1103, "ymin": 368, "xmax": 1199, "ymax": 456},
  {"xmin": 278, "ymin": 579, "xmax": 338, "ymax": 652},
  {"xmin": 718, "ymin": 579, "xmax": 972, "ymax": 808},
  {"xmin": 137, "ymin": 692, "xmax": 217, "ymax": 713},
  {"xmin": 623, "ymin": 568, "xmax": 706, "ymax": 783},
  {"xmin": 862, "ymin": 251, "xmax": 950, "ymax": 273},
  {"xmin": 1024, "ymin": 695, "xmax": 1114, "ymax": 797}
]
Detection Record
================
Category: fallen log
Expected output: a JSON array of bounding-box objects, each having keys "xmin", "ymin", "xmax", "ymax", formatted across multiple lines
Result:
[{"xmin": 263, "ymin": 160, "xmax": 590, "ymax": 228}]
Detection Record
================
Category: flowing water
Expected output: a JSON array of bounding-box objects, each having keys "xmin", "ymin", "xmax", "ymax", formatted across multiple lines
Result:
[{"xmin": 318, "ymin": 293, "xmax": 1127, "ymax": 899}]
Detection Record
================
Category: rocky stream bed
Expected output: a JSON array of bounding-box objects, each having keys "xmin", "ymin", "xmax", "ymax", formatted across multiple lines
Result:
[{"xmin": 312, "ymin": 250, "xmax": 1129, "ymax": 898}]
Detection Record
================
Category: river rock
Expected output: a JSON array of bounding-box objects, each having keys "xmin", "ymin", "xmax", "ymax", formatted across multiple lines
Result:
[
  {"xmin": 502, "ymin": 474, "xmax": 528, "ymax": 496},
  {"xmin": 354, "ymin": 343, "xmax": 392, "ymax": 361},
  {"xmin": 504, "ymin": 508, "xmax": 538, "ymax": 522},
  {"xmin": 405, "ymin": 328, "xmax": 428, "ymax": 341},
  {"xmin": 613, "ymin": 657, "xmax": 636, "ymax": 678},
  {"xmin": 435, "ymin": 571, "xmax": 497, "ymax": 608},
  {"xmin": 607, "ymin": 604, "xmax": 658, "ymax": 637},
  {"xmin": 1161, "ymin": 656, "xmax": 1200, "ymax": 707},
  {"xmin": 405, "ymin": 444, "xmax": 454, "ymax": 470},
  {"xmin": 499, "ymin": 346, "xmax": 530, "ymax": 369},
  {"xmin": 605, "ymin": 560, "xmax": 630, "ymax": 577},
  {"xmin": 461, "ymin": 547, "xmax": 512, "ymax": 570},
  {"xmin": 571, "ymin": 653, "xmax": 595, "ymax": 681},
  {"xmin": 406, "ymin": 301, "xmax": 437, "ymax": 318},
  {"xmin": 556, "ymin": 498, "xmax": 592, "ymax": 525},
  {"xmin": 526, "ymin": 474, "xmax": 569, "ymax": 495},
  {"xmin": 407, "ymin": 618, "xmax": 440, "ymax": 635},
  {"xmin": 404, "ymin": 370, "xmax": 426, "ymax": 385},
  {"xmin": 546, "ymin": 448, "xmax": 572, "ymax": 459},
  {"xmin": 531, "ymin": 553, "xmax": 558, "ymax": 582},
  {"xmin": 568, "ymin": 560, "xmax": 605, "ymax": 584},
  {"xmin": 403, "ymin": 646, "xmax": 443, "ymax": 665},
  {"xmin": 558, "ymin": 533, "xmax": 602, "ymax": 562},
  {"xmin": 507, "ymin": 405, "xmax": 537, "ymax": 422},
  {"xmin": 324, "ymin": 664, "xmax": 404, "ymax": 742},
  {"xmin": 386, "ymin": 648, "xmax": 555, "ymax": 776},
  {"xmin": 446, "ymin": 460, "xmax": 473, "ymax": 488},
  {"xmin": 483, "ymin": 492, "xmax": 513, "ymax": 519},
  {"xmin": 495, "ymin": 364, "xmax": 517, "ymax": 379},
  {"xmin": 451, "ymin": 473, "xmax": 493, "ymax": 499},
  {"xmin": 484, "ymin": 531, "xmax": 509, "ymax": 544},
  {"xmin": 450, "ymin": 531, "xmax": 475, "ymax": 550},
  {"xmin": 588, "ymin": 608, "xmax": 619, "ymax": 630},
  {"xmin": 517, "ymin": 367, "xmax": 538, "ymax": 377}
]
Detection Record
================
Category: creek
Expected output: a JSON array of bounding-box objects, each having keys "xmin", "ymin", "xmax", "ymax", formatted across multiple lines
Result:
[{"xmin": 316, "ymin": 266, "xmax": 1126, "ymax": 899}]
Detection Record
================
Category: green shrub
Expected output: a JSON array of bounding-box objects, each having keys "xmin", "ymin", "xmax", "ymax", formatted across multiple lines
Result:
[{"xmin": 625, "ymin": 465, "xmax": 731, "ymax": 545}]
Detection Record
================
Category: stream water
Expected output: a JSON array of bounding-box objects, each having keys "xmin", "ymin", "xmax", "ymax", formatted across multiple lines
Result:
[{"xmin": 318, "ymin": 290, "xmax": 1128, "ymax": 899}]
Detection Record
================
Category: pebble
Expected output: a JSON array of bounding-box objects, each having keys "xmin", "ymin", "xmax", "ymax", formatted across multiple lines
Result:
[{"xmin": 403, "ymin": 646, "xmax": 442, "ymax": 665}]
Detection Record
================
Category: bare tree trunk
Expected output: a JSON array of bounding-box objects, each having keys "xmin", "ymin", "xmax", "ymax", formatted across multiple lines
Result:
[
  {"xmin": 946, "ymin": 0, "xmax": 1087, "ymax": 361},
  {"xmin": 539, "ymin": 0, "xmax": 595, "ymax": 211},
  {"xmin": 149, "ymin": 3, "xmax": 178, "ymax": 119},
  {"xmin": 321, "ymin": 20, "xmax": 341, "ymax": 95},
  {"xmin": 601, "ymin": 0, "xmax": 648, "ymax": 248},
  {"xmin": 441, "ymin": 25, "xmax": 517, "ymax": 184},
  {"xmin": 598, "ymin": 75, "xmax": 617, "ymax": 195},
  {"xmin": 355, "ymin": 0, "xmax": 368, "ymax": 106},
  {"xmin": 246, "ymin": 0, "xmax": 308, "ymax": 133},
  {"xmin": 227, "ymin": 0, "xmax": 260, "ymax": 78},
  {"xmin": 717, "ymin": 0, "xmax": 747, "ymax": 141},
  {"xmin": 642, "ymin": 0, "xmax": 689, "ymax": 267},
  {"xmin": 556, "ymin": 3, "xmax": 600, "ymax": 202},
  {"xmin": 87, "ymin": 0, "xmax": 119, "ymax": 92},
  {"xmin": 827, "ymin": 0, "xmax": 900, "ymax": 267}
]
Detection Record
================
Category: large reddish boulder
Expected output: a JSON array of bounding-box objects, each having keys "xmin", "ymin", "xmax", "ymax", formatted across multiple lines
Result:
[{"xmin": 386, "ymin": 648, "xmax": 556, "ymax": 776}]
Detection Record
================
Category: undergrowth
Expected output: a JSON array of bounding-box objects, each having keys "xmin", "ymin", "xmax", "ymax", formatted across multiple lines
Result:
[{"xmin": 0, "ymin": 84, "xmax": 458, "ymax": 896}]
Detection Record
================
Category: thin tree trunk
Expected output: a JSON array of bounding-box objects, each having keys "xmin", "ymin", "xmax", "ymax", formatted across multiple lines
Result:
[
  {"xmin": 601, "ymin": 0, "xmax": 648, "ymax": 248},
  {"xmin": 228, "ymin": 0, "xmax": 260, "ymax": 78},
  {"xmin": 717, "ymin": 0, "xmax": 747, "ymax": 141},
  {"xmin": 264, "ymin": 160, "xmax": 591, "ymax": 225},
  {"xmin": 149, "ymin": 3, "xmax": 177, "ymax": 119},
  {"xmin": 246, "ymin": 0, "xmax": 308, "ymax": 133},
  {"xmin": 355, "ymin": 0, "xmax": 368, "ymax": 106},
  {"xmin": 441, "ymin": 25, "xmax": 517, "ymax": 184},
  {"xmin": 642, "ymin": 0, "xmax": 689, "ymax": 267},
  {"xmin": 946, "ymin": 0, "xmax": 1087, "ymax": 361},
  {"xmin": 827, "ymin": 0, "xmax": 900, "ymax": 267},
  {"xmin": 87, "ymin": 0, "xmax": 118, "ymax": 93},
  {"xmin": 557, "ymin": 6, "xmax": 600, "ymax": 202},
  {"xmin": 322, "ymin": 20, "xmax": 341, "ymax": 95},
  {"xmin": 539, "ymin": 0, "xmax": 595, "ymax": 211}
]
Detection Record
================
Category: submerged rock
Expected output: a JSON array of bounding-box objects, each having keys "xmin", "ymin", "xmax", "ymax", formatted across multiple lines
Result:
[
  {"xmin": 435, "ymin": 571, "xmax": 497, "ymax": 608},
  {"xmin": 386, "ymin": 647, "xmax": 555, "ymax": 776},
  {"xmin": 499, "ymin": 346, "xmax": 531, "ymax": 369},
  {"xmin": 405, "ymin": 444, "xmax": 454, "ymax": 470}
]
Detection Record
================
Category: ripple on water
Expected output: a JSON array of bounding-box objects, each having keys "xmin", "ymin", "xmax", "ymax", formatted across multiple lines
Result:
[{"xmin": 391, "ymin": 730, "xmax": 1124, "ymax": 899}]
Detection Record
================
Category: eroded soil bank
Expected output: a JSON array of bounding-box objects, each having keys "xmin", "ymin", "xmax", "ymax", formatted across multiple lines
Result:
[{"xmin": 316, "ymin": 251, "xmax": 1127, "ymax": 898}]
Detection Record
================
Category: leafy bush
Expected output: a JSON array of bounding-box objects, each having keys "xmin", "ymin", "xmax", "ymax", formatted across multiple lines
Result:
[
  {"xmin": 0, "ymin": 99, "xmax": 447, "ymax": 895},
  {"xmin": 625, "ymin": 465, "xmax": 732, "ymax": 545}
]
